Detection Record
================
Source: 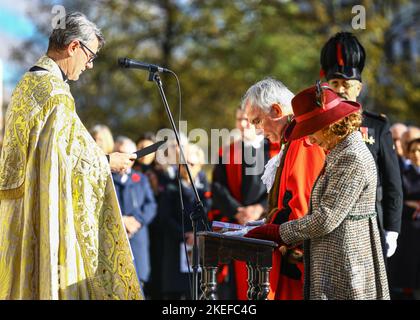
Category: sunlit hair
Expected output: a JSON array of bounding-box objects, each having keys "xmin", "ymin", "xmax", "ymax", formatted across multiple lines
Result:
[
  {"xmin": 401, "ymin": 127, "xmax": 420, "ymax": 157},
  {"xmin": 407, "ymin": 138, "xmax": 420, "ymax": 167},
  {"xmin": 408, "ymin": 138, "xmax": 420, "ymax": 154},
  {"xmin": 114, "ymin": 136, "xmax": 137, "ymax": 154},
  {"xmin": 90, "ymin": 124, "xmax": 114, "ymax": 154},
  {"xmin": 322, "ymin": 111, "xmax": 362, "ymax": 142},
  {"xmin": 241, "ymin": 77, "xmax": 294, "ymax": 115},
  {"xmin": 136, "ymin": 132, "xmax": 156, "ymax": 145},
  {"xmin": 48, "ymin": 12, "xmax": 105, "ymax": 51},
  {"xmin": 186, "ymin": 143, "xmax": 205, "ymax": 165}
]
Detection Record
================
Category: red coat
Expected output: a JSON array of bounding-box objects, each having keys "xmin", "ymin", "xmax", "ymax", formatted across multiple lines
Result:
[
  {"xmin": 268, "ymin": 138, "xmax": 325, "ymax": 300},
  {"xmin": 209, "ymin": 139, "xmax": 280, "ymax": 299}
]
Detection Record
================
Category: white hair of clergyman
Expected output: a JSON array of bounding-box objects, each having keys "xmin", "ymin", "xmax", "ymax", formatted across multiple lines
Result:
[
  {"xmin": 48, "ymin": 12, "xmax": 105, "ymax": 51},
  {"xmin": 241, "ymin": 77, "xmax": 294, "ymax": 115}
]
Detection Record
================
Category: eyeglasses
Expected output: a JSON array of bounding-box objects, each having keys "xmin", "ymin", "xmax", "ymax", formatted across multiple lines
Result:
[
  {"xmin": 79, "ymin": 41, "xmax": 97, "ymax": 64},
  {"xmin": 250, "ymin": 118, "xmax": 262, "ymax": 126}
]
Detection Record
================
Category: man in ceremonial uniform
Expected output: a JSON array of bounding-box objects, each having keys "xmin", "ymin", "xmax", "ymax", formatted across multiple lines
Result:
[
  {"xmin": 0, "ymin": 12, "xmax": 142, "ymax": 299},
  {"xmin": 210, "ymin": 108, "xmax": 279, "ymax": 299},
  {"xmin": 320, "ymin": 32, "xmax": 403, "ymax": 260},
  {"xmin": 241, "ymin": 78, "xmax": 325, "ymax": 299}
]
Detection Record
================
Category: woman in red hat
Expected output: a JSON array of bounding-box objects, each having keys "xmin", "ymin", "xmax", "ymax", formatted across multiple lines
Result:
[{"xmin": 245, "ymin": 83, "xmax": 390, "ymax": 300}]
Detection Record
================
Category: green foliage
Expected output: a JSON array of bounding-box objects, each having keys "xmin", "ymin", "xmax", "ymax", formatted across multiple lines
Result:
[{"xmin": 11, "ymin": 0, "xmax": 420, "ymax": 142}]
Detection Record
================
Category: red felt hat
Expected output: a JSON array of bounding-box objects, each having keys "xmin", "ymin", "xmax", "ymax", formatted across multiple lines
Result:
[{"xmin": 284, "ymin": 83, "xmax": 361, "ymax": 141}]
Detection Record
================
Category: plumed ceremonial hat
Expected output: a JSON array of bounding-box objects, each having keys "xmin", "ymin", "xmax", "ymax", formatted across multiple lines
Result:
[{"xmin": 320, "ymin": 32, "xmax": 366, "ymax": 81}]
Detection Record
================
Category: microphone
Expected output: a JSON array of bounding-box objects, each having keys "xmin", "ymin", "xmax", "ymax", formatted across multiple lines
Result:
[{"xmin": 118, "ymin": 57, "xmax": 170, "ymax": 73}]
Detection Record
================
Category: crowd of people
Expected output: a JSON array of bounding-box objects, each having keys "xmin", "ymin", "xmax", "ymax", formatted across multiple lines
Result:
[
  {"xmin": 90, "ymin": 126, "xmax": 211, "ymax": 299},
  {"xmin": 388, "ymin": 124, "xmax": 420, "ymax": 299},
  {"xmin": 0, "ymin": 11, "xmax": 418, "ymax": 300},
  {"xmin": 89, "ymin": 102, "xmax": 420, "ymax": 300}
]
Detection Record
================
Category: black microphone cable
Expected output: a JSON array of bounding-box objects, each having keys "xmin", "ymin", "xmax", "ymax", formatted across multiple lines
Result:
[{"xmin": 171, "ymin": 69, "xmax": 194, "ymax": 299}]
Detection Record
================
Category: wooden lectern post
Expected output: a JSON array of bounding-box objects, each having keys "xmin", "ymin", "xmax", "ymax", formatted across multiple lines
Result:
[{"xmin": 197, "ymin": 231, "xmax": 278, "ymax": 300}]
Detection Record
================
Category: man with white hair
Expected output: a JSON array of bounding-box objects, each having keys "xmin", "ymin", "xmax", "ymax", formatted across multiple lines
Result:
[
  {"xmin": 0, "ymin": 12, "xmax": 142, "ymax": 299},
  {"xmin": 242, "ymin": 78, "xmax": 325, "ymax": 300}
]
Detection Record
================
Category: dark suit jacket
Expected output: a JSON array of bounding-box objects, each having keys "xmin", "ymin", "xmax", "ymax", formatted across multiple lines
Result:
[
  {"xmin": 159, "ymin": 171, "xmax": 211, "ymax": 295},
  {"xmin": 362, "ymin": 110, "xmax": 403, "ymax": 233},
  {"xmin": 211, "ymin": 139, "xmax": 271, "ymax": 221}
]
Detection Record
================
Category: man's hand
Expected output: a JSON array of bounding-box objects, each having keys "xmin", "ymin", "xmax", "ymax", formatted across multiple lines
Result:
[
  {"xmin": 109, "ymin": 152, "xmax": 136, "ymax": 174},
  {"xmin": 235, "ymin": 204, "xmax": 265, "ymax": 225},
  {"xmin": 184, "ymin": 232, "xmax": 194, "ymax": 246},
  {"xmin": 123, "ymin": 216, "xmax": 142, "ymax": 238}
]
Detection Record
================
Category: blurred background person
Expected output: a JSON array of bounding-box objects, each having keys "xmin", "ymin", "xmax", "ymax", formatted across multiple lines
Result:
[
  {"xmin": 135, "ymin": 132, "xmax": 157, "ymax": 172},
  {"xmin": 112, "ymin": 136, "xmax": 157, "ymax": 290},
  {"xmin": 401, "ymin": 127, "xmax": 420, "ymax": 167},
  {"xmin": 159, "ymin": 143, "xmax": 211, "ymax": 300},
  {"xmin": 209, "ymin": 107, "xmax": 280, "ymax": 299},
  {"xmin": 389, "ymin": 136, "xmax": 420, "ymax": 300},
  {"xmin": 144, "ymin": 134, "xmax": 181, "ymax": 300},
  {"xmin": 134, "ymin": 132, "xmax": 160, "ymax": 197},
  {"xmin": 90, "ymin": 124, "xmax": 115, "ymax": 154},
  {"xmin": 390, "ymin": 123, "xmax": 408, "ymax": 171},
  {"xmin": 90, "ymin": 124, "xmax": 136, "ymax": 174}
]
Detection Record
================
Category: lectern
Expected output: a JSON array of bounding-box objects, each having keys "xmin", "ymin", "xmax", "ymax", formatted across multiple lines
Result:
[{"xmin": 197, "ymin": 231, "xmax": 278, "ymax": 300}]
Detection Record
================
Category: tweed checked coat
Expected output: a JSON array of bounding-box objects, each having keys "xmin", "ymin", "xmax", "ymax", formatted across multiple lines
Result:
[{"xmin": 279, "ymin": 131, "xmax": 389, "ymax": 300}]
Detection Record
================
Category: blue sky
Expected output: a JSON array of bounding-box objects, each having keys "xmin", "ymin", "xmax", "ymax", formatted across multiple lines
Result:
[
  {"xmin": 0, "ymin": 1, "xmax": 38, "ymax": 99},
  {"xmin": 0, "ymin": 6, "xmax": 36, "ymax": 38}
]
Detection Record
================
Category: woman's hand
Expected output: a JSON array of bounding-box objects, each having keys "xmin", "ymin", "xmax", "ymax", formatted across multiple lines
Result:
[{"xmin": 244, "ymin": 224, "xmax": 284, "ymax": 245}]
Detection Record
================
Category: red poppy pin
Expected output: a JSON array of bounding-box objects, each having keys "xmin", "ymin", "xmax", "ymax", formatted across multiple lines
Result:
[
  {"xmin": 204, "ymin": 191, "xmax": 212, "ymax": 199},
  {"xmin": 131, "ymin": 173, "xmax": 141, "ymax": 183}
]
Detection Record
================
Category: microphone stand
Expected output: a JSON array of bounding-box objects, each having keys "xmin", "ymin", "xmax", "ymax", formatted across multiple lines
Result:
[{"xmin": 148, "ymin": 70, "xmax": 211, "ymax": 300}]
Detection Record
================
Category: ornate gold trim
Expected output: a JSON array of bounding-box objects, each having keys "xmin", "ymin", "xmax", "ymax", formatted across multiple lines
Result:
[{"xmin": 0, "ymin": 183, "xmax": 24, "ymax": 199}]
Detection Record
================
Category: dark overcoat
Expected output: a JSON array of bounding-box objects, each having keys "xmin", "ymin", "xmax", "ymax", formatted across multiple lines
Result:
[{"xmin": 113, "ymin": 170, "xmax": 157, "ymax": 282}]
